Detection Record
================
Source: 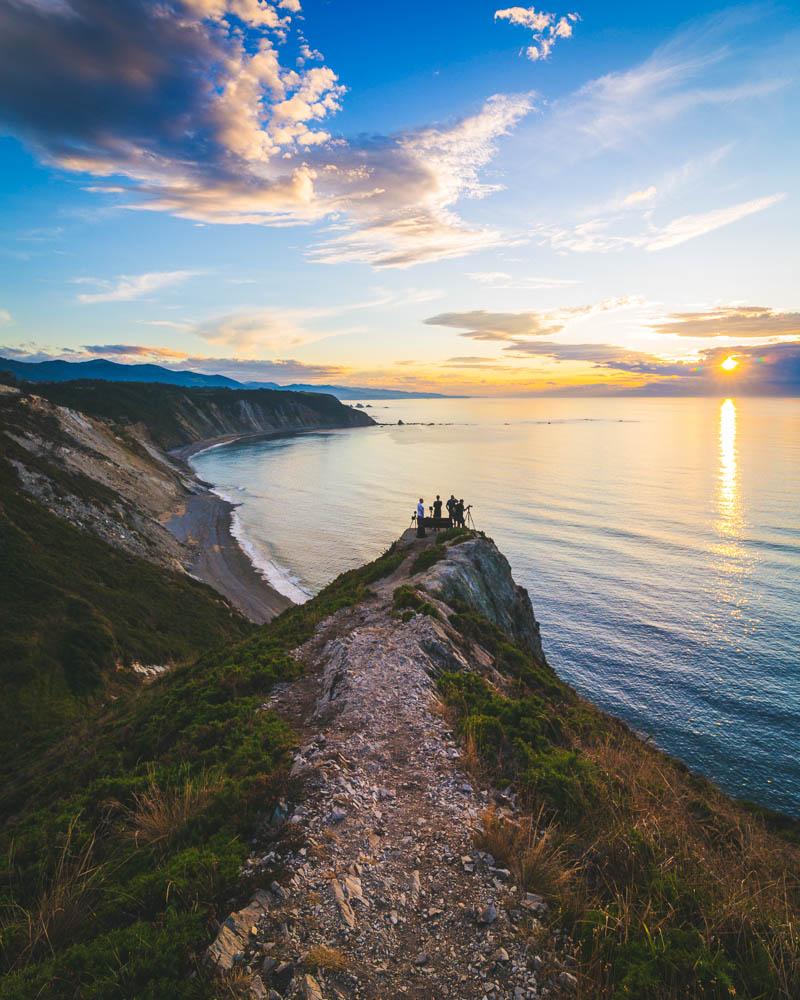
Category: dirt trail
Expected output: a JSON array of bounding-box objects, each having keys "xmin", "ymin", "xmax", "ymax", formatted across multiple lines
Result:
[{"xmin": 208, "ymin": 533, "xmax": 574, "ymax": 999}]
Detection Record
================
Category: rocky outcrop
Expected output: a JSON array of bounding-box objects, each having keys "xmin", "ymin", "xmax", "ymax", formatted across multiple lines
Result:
[{"xmin": 424, "ymin": 537, "xmax": 545, "ymax": 661}]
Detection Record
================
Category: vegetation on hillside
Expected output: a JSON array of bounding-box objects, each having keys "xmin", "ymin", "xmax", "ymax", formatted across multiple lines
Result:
[
  {"xmin": 0, "ymin": 451, "xmax": 252, "ymax": 760},
  {"xmin": 0, "ymin": 545, "xmax": 405, "ymax": 999},
  {"xmin": 438, "ymin": 605, "xmax": 800, "ymax": 1000}
]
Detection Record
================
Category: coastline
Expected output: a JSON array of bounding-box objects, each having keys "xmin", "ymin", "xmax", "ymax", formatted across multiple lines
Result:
[{"xmin": 164, "ymin": 425, "xmax": 364, "ymax": 624}]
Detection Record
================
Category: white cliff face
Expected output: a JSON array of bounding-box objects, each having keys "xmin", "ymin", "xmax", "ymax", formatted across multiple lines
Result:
[{"xmin": 206, "ymin": 531, "xmax": 568, "ymax": 996}]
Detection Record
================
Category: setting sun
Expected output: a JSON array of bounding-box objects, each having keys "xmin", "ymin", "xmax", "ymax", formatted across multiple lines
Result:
[{"xmin": 721, "ymin": 356, "xmax": 739, "ymax": 372}]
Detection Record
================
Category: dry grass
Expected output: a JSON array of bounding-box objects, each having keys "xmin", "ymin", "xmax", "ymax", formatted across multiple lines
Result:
[
  {"xmin": 477, "ymin": 805, "xmax": 577, "ymax": 898},
  {"xmin": 1, "ymin": 817, "xmax": 104, "ymax": 968},
  {"xmin": 125, "ymin": 766, "xmax": 222, "ymax": 847},
  {"xmin": 568, "ymin": 732, "xmax": 800, "ymax": 999},
  {"xmin": 303, "ymin": 944, "xmax": 350, "ymax": 973}
]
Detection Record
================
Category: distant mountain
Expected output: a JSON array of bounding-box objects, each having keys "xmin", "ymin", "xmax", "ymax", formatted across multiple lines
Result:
[
  {"xmin": 0, "ymin": 357, "xmax": 244, "ymax": 389},
  {"xmin": 0, "ymin": 357, "xmax": 455, "ymax": 399}
]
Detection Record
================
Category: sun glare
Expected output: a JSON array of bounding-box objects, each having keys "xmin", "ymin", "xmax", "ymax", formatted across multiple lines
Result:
[{"xmin": 721, "ymin": 356, "xmax": 739, "ymax": 372}]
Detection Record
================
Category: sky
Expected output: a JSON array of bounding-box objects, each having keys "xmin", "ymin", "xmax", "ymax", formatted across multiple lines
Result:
[{"xmin": 0, "ymin": 0, "xmax": 798, "ymax": 395}]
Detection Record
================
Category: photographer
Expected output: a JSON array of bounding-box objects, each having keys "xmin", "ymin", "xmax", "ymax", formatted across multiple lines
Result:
[{"xmin": 416, "ymin": 497, "xmax": 426, "ymax": 537}]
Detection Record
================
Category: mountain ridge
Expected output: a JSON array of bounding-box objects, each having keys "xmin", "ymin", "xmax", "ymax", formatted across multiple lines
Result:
[{"xmin": 0, "ymin": 356, "xmax": 457, "ymax": 400}]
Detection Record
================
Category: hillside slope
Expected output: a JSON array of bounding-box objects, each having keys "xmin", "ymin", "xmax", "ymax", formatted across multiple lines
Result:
[
  {"xmin": 0, "ymin": 380, "xmax": 373, "ymax": 764},
  {"xmin": 1, "ymin": 529, "xmax": 797, "ymax": 1000}
]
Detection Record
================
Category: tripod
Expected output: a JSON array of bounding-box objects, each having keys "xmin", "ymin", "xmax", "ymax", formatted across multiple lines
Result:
[{"xmin": 465, "ymin": 506, "xmax": 476, "ymax": 529}]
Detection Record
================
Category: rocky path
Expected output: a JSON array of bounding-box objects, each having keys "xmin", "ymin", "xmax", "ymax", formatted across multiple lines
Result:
[{"xmin": 208, "ymin": 535, "xmax": 573, "ymax": 999}]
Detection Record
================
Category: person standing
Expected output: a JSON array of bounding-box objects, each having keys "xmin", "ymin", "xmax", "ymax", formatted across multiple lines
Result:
[
  {"xmin": 455, "ymin": 498, "xmax": 465, "ymax": 527},
  {"xmin": 433, "ymin": 495, "xmax": 443, "ymax": 522},
  {"xmin": 416, "ymin": 497, "xmax": 426, "ymax": 537},
  {"xmin": 446, "ymin": 494, "xmax": 456, "ymax": 524}
]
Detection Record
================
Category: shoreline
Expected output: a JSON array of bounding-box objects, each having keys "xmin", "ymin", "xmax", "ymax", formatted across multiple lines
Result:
[{"xmin": 164, "ymin": 425, "xmax": 362, "ymax": 624}]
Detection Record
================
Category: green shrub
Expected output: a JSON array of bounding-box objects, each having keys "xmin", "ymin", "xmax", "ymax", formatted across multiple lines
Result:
[{"xmin": 411, "ymin": 544, "xmax": 445, "ymax": 574}]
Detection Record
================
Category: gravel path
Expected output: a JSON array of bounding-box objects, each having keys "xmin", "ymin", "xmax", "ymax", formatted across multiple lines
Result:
[{"xmin": 208, "ymin": 536, "xmax": 574, "ymax": 999}]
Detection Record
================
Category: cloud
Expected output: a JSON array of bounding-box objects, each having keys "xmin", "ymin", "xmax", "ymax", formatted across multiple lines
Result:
[
  {"xmin": 537, "ymin": 193, "xmax": 785, "ymax": 254},
  {"xmin": 623, "ymin": 186, "xmax": 657, "ymax": 206},
  {"xmin": 0, "ymin": 1, "xmax": 532, "ymax": 268},
  {"xmin": 0, "ymin": 310, "xmax": 11, "ymax": 326},
  {"xmin": 5, "ymin": 343, "xmax": 345, "ymax": 383},
  {"xmin": 307, "ymin": 93, "xmax": 534, "ymax": 267},
  {"xmin": 425, "ymin": 309, "xmax": 561, "ymax": 340},
  {"xmin": 75, "ymin": 271, "xmax": 198, "ymax": 304},
  {"xmin": 424, "ymin": 297, "xmax": 641, "ymax": 341},
  {"xmin": 467, "ymin": 271, "xmax": 579, "ymax": 289},
  {"xmin": 643, "ymin": 194, "xmax": 786, "ymax": 251},
  {"xmin": 543, "ymin": 9, "xmax": 788, "ymax": 157},
  {"xmin": 83, "ymin": 343, "xmax": 189, "ymax": 359},
  {"xmin": 650, "ymin": 306, "xmax": 800, "ymax": 339},
  {"xmin": 495, "ymin": 7, "xmax": 580, "ymax": 61}
]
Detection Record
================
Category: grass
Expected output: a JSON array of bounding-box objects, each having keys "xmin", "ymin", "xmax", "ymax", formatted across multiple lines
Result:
[
  {"xmin": 438, "ymin": 607, "xmax": 800, "ymax": 1000},
  {"xmin": 0, "ymin": 447, "xmax": 251, "ymax": 765},
  {"xmin": 303, "ymin": 945, "xmax": 350, "ymax": 973},
  {"xmin": 392, "ymin": 585, "xmax": 441, "ymax": 621},
  {"xmin": 0, "ymin": 543, "xmax": 405, "ymax": 999},
  {"xmin": 125, "ymin": 767, "xmax": 224, "ymax": 848}
]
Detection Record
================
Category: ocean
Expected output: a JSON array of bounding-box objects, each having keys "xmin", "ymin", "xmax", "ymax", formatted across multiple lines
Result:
[{"xmin": 192, "ymin": 396, "xmax": 800, "ymax": 816}]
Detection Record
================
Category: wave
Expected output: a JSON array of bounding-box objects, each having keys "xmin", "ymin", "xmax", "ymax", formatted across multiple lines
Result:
[{"xmin": 210, "ymin": 487, "xmax": 312, "ymax": 605}]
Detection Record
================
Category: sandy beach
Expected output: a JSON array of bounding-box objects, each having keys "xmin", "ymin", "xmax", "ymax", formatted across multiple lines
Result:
[{"xmin": 166, "ymin": 490, "xmax": 293, "ymax": 625}]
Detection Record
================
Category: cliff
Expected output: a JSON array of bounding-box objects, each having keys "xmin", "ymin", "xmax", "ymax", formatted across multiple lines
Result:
[
  {"xmin": 2, "ymin": 526, "xmax": 797, "ymax": 1000},
  {"xmin": 27, "ymin": 379, "xmax": 375, "ymax": 454},
  {"xmin": 0, "ymin": 380, "xmax": 374, "ymax": 760}
]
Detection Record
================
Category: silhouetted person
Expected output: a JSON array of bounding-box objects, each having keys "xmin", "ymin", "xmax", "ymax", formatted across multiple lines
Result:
[
  {"xmin": 455, "ymin": 499, "xmax": 465, "ymax": 527},
  {"xmin": 416, "ymin": 497, "xmax": 426, "ymax": 537},
  {"xmin": 433, "ymin": 495, "xmax": 443, "ymax": 520},
  {"xmin": 446, "ymin": 494, "xmax": 456, "ymax": 524}
]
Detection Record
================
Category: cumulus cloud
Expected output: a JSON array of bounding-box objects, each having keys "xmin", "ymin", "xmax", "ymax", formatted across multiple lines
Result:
[
  {"xmin": 75, "ymin": 271, "xmax": 198, "ymax": 304},
  {"xmin": 537, "ymin": 193, "xmax": 785, "ymax": 254},
  {"xmin": 0, "ymin": 1, "xmax": 532, "ymax": 268},
  {"xmin": 495, "ymin": 7, "xmax": 580, "ymax": 61},
  {"xmin": 650, "ymin": 305, "xmax": 800, "ymax": 339}
]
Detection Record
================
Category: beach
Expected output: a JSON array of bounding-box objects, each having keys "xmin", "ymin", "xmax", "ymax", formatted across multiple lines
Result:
[{"xmin": 166, "ymin": 489, "xmax": 293, "ymax": 624}]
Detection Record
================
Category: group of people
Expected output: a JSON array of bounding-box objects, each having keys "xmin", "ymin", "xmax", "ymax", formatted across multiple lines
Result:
[{"xmin": 415, "ymin": 494, "xmax": 468, "ymax": 537}]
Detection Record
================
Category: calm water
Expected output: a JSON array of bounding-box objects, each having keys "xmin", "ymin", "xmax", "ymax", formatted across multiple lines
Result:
[{"xmin": 193, "ymin": 397, "xmax": 800, "ymax": 815}]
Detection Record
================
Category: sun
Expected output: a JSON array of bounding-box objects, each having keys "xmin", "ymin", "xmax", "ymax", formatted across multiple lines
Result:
[{"xmin": 721, "ymin": 356, "xmax": 739, "ymax": 372}]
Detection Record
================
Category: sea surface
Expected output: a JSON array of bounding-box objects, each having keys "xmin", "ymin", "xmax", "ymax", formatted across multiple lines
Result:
[{"xmin": 193, "ymin": 397, "xmax": 800, "ymax": 815}]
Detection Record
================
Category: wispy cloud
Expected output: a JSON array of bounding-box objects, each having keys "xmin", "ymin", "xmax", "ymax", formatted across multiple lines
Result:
[
  {"xmin": 75, "ymin": 270, "xmax": 198, "ymax": 304},
  {"xmin": 537, "ymin": 193, "xmax": 785, "ymax": 254},
  {"xmin": 495, "ymin": 7, "xmax": 580, "ymax": 61},
  {"xmin": 467, "ymin": 271, "xmax": 579, "ymax": 290},
  {"xmin": 543, "ymin": 9, "xmax": 788, "ymax": 157},
  {"xmin": 650, "ymin": 305, "xmax": 800, "ymax": 339},
  {"xmin": 425, "ymin": 296, "xmax": 642, "ymax": 341},
  {"xmin": 0, "ymin": 309, "xmax": 11, "ymax": 326},
  {"xmin": 643, "ymin": 194, "xmax": 786, "ymax": 251},
  {"xmin": 622, "ymin": 186, "xmax": 658, "ymax": 207}
]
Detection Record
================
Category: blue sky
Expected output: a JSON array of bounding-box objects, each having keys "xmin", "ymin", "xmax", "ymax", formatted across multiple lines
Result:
[{"xmin": 0, "ymin": 0, "xmax": 798, "ymax": 394}]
